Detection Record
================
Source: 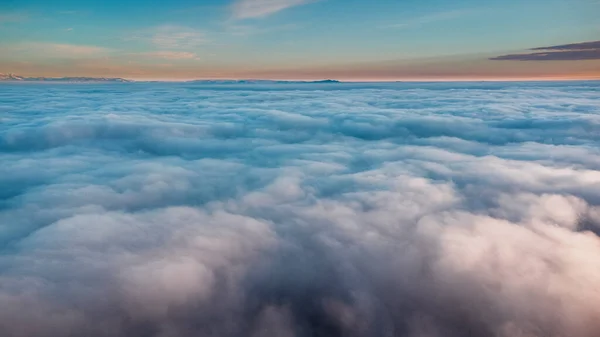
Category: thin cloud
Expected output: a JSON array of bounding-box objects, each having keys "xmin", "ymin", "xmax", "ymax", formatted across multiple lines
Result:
[
  {"xmin": 224, "ymin": 23, "xmax": 300, "ymax": 36},
  {"xmin": 0, "ymin": 12, "xmax": 28, "ymax": 23},
  {"xmin": 126, "ymin": 25, "xmax": 208, "ymax": 51},
  {"xmin": 491, "ymin": 40, "xmax": 600, "ymax": 61},
  {"xmin": 138, "ymin": 51, "xmax": 200, "ymax": 60},
  {"xmin": 231, "ymin": 0, "xmax": 316, "ymax": 19},
  {"xmin": 530, "ymin": 40, "xmax": 600, "ymax": 51},
  {"xmin": 384, "ymin": 9, "xmax": 474, "ymax": 29},
  {"xmin": 148, "ymin": 25, "xmax": 207, "ymax": 50},
  {"xmin": 491, "ymin": 50, "xmax": 600, "ymax": 61},
  {"xmin": 0, "ymin": 42, "xmax": 112, "ymax": 59}
]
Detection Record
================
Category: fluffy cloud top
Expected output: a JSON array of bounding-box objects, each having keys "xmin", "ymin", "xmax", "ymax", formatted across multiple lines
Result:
[{"xmin": 0, "ymin": 81, "xmax": 600, "ymax": 337}]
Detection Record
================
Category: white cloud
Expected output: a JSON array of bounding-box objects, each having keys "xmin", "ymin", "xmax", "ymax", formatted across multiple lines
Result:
[
  {"xmin": 1, "ymin": 82, "xmax": 600, "ymax": 337},
  {"xmin": 231, "ymin": 0, "xmax": 315, "ymax": 19}
]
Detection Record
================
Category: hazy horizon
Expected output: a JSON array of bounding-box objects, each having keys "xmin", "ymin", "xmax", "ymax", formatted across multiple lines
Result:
[{"xmin": 3, "ymin": 73, "xmax": 600, "ymax": 82}]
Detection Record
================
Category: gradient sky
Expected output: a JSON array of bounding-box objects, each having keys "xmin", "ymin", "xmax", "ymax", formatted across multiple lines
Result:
[{"xmin": 0, "ymin": 0, "xmax": 599, "ymax": 80}]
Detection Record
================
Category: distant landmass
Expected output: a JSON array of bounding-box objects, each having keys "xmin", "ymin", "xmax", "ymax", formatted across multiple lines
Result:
[
  {"xmin": 0, "ymin": 73, "xmax": 132, "ymax": 82},
  {"xmin": 185, "ymin": 79, "xmax": 340, "ymax": 84}
]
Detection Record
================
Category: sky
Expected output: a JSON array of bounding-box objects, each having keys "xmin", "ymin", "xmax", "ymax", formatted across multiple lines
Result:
[{"xmin": 0, "ymin": 0, "xmax": 599, "ymax": 80}]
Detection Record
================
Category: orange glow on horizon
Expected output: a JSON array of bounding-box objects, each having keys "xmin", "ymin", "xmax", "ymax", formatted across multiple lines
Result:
[{"xmin": 125, "ymin": 74, "xmax": 600, "ymax": 82}]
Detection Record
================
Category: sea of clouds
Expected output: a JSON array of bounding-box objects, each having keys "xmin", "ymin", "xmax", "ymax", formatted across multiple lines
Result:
[{"xmin": 1, "ymin": 81, "xmax": 600, "ymax": 337}]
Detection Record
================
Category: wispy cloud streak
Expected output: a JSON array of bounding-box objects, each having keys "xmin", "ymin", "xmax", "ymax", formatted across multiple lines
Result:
[
  {"xmin": 384, "ymin": 9, "xmax": 474, "ymax": 29},
  {"xmin": 231, "ymin": 0, "xmax": 315, "ymax": 19},
  {"xmin": 0, "ymin": 12, "xmax": 28, "ymax": 23},
  {"xmin": 0, "ymin": 42, "xmax": 112, "ymax": 59},
  {"xmin": 137, "ymin": 51, "xmax": 200, "ymax": 60},
  {"xmin": 151, "ymin": 25, "xmax": 207, "ymax": 49}
]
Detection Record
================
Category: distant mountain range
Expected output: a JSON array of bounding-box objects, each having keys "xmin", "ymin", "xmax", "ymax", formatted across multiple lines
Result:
[{"xmin": 0, "ymin": 73, "xmax": 132, "ymax": 82}]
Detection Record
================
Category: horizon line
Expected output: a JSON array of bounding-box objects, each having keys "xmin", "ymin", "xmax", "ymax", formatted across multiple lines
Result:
[{"xmin": 3, "ymin": 73, "xmax": 600, "ymax": 83}]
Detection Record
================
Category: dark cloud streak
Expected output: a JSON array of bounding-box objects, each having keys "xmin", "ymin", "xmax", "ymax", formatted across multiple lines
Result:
[
  {"xmin": 490, "ymin": 49, "xmax": 600, "ymax": 61},
  {"xmin": 490, "ymin": 40, "xmax": 600, "ymax": 61},
  {"xmin": 530, "ymin": 40, "xmax": 600, "ymax": 51}
]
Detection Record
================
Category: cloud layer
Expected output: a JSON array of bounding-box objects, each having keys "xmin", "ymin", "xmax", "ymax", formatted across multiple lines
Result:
[{"xmin": 1, "ymin": 81, "xmax": 600, "ymax": 337}]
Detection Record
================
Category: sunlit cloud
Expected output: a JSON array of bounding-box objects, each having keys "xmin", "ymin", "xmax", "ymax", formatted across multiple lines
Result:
[{"xmin": 232, "ymin": 0, "xmax": 316, "ymax": 19}]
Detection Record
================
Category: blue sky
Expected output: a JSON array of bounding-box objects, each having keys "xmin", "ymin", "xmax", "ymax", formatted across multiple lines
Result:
[{"xmin": 0, "ymin": 0, "xmax": 599, "ymax": 80}]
